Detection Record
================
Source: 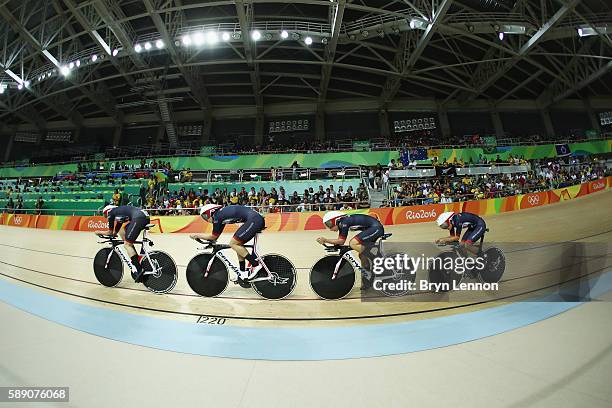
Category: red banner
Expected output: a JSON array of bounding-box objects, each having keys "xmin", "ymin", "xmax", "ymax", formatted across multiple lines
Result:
[
  {"xmin": 393, "ymin": 204, "xmax": 444, "ymax": 224},
  {"xmin": 519, "ymin": 192, "xmax": 548, "ymax": 209},
  {"xmin": 588, "ymin": 178, "xmax": 607, "ymax": 194}
]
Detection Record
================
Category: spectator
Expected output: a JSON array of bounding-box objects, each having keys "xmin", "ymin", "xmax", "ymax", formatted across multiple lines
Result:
[{"xmin": 35, "ymin": 196, "xmax": 45, "ymax": 215}]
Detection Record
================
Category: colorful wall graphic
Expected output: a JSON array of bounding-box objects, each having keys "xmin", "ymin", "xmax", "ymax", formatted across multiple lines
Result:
[
  {"xmin": 1, "ymin": 139, "xmax": 609, "ymax": 178},
  {"xmin": 2, "ymin": 177, "xmax": 610, "ymax": 233}
]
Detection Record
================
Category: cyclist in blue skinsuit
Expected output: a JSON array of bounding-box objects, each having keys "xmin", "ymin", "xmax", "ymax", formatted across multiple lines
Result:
[
  {"xmin": 435, "ymin": 211, "xmax": 486, "ymax": 256},
  {"xmin": 95, "ymin": 204, "xmax": 150, "ymax": 282},
  {"xmin": 190, "ymin": 204, "xmax": 265, "ymax": 281},
  {"xmin": 317, "ymin": 211, "xmax": 384, "ymax": 286}
]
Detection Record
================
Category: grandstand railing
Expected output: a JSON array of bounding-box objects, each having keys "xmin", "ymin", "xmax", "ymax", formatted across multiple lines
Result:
[
  {"xmin": 2, "ymin": 134, "xmax": 609, "ymax": 169},
  {"xmin": 0, "ymin": 200, "xmax": 370, "ymax": 217}
]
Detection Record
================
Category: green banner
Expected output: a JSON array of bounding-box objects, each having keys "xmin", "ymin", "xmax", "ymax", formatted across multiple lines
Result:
[
  {"xmin": 199, "ymin": 146, "xmax": 216, "ymax": 156},
  {"xmin": 352, "ymin": 141, "xmax": 370, "ymax": 151},
  {"xmin": 482, "ymin": 136, "xmax": 497, "ymax": 146},
  {"xmin": 0, "ymin": 151, "xmax": 395, "ymax": 177},
  {"xmin": 1, "ymin": 140, "xmax": 609, "ymax": 178}
]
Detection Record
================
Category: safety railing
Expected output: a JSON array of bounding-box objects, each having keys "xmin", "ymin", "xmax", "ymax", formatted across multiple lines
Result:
[{"xmin": 3, "ymin": 134, "xmax": 610, "ymax": 169}]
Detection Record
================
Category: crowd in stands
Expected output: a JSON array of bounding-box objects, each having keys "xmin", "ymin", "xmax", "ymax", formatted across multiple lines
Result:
[
  {"xmin": 385, "ymin": 155, "xmax": 609, "ymax": 207},
  {"xmin": 143, "ymin": 183, "xmax": 370, "ymax": 216},
  {"xmin": 2, "ymin": 151, "xmax": 609, "ymax": 215}
]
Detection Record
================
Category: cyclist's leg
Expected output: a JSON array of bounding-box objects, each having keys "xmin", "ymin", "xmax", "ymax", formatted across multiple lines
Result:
[
  {"xmin": 124, "ymin": 218, "xmax": 148, "ymax": 281},
  {"xmin": 461, "ymin": 224, "xmax": 486, "ymax": 256},
  {"xmin": 351, "ymin": 227, "xmax": 384, "ymax": 268},
  {"xmin": 230, "ymin": 216, "xmax": 264, "ymax": 278}
]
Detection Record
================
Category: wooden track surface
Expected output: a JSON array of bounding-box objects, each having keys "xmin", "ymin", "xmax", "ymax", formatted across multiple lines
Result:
[{"xmin": 0, "ymin": 190, "xmax": 610, "ymax": 328}]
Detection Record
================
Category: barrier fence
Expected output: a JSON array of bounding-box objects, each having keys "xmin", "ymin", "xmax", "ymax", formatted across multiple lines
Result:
[{"xmin": 1, "ymin": 177, "xmax": 609, "ymax": 233}]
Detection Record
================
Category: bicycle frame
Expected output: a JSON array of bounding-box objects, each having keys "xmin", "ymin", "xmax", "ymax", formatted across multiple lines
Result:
[
  {"xmin": 331, "ymin": 238, "xmax": 401, "ymax": 281},
  {"xmin": 203, "ymin": 234, "xmax": 290, "ymax": 285},
  {"xmin": 103, "ymin": 228, "xmax": 159, "ymax": 277}
]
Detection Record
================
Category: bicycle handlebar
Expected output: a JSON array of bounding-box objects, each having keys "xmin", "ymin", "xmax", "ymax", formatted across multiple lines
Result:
[{"xmin": 322, "ymin": 243, "xmax": 350, "ymax": 252}]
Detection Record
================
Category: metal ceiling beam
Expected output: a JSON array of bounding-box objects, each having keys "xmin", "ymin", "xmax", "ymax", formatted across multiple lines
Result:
[
  {"xmin": 235, "ymin": 0, "xmax": 261, "ymax": 106},
  {"xmin": 379, "ymin": 0, "xmax": 454, "ymax": 106},
  {"xmin": 91, "ymin": 0, "xmax": 173, "ymax": 142},
  {"xmin": 537, "ymin": 35, "xmax": 604, "ymax": 106},
  {"xmin": 0, "ymin": 3, "xmax": 83, "ymax": 127},
  {"xmin": 143, "ymin": 0, "xmax": 212, "ymax": 113},
  {"xmin": 465, "ymin": 0, "xmax": 580, "ymax": 100},
  {"xmin": 543, "ymin": 60, "xmax": 612, "ymax": 106},
  {"xmin": 318, "ymin": 0, "xmax": 346, "ymax": 104},
  {"xmin": 52, "ymin": 0, "xmax": 123, "ymax": 124},
  {"xmin": 0, "ymin": 99, "xmax": 46, "ymax": 130}
]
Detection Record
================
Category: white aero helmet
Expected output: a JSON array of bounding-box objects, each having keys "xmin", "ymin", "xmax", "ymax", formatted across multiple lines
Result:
[
  {"xmin": 323, "ymin": 210, "xmax": 347, "ymax": 229},
  {"xmin": 436, "ymin": 211, "xmax": 455, "ymax": 227},
  {"xmin": 200, "ymin": 204, "xmax": 222, "ymax": 221},
  {"xmin": 102, "ymin": 205, "xmax": 117, "ymax": 217}
]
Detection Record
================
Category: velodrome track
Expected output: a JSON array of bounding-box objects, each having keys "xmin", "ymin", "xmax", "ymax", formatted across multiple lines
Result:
[
  {"xmin": 0, "ymin": 190, "xmax": 610, "ymax": 328},
  {"xmin": 1, "ymin": 190, "xmax": 612, "ymax": 408}
]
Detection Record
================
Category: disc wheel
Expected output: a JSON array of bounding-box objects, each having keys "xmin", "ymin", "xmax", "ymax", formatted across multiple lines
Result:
[
  {"xmin": 141, "ymin": 251, "xmax": 178, "ymax": 294},
  {"xmin": 93, "ymin": 248, "xmax": 123, "ymax": 287},
  {"xmin": 479, "ymin": 247, "xmax": 506, "ymax": 284},
  {"xmin": 373, "ymin": 252, "xmax": 416, "ymax": 297},
  {"xmin": 251, "ymin": 254, "xmax": 297, "ymax": 300},
  {"xmin": 186, "ymin": 254, "xmax": 229, "ymax": 297},
  {"xmin": 310, "ymin": 255, "xmax": 355, "ymax": 300}
]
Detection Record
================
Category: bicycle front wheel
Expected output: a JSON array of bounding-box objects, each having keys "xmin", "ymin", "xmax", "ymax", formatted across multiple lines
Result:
[
  {"xmin": 141, "ymin": 251, "xmax": 178, "ymax": 294},
  {"xmin": 310, "ymin": 255, "xmax": 355, "ymax": 300},
  {"xmin": 186, "ymin": 254, "xmax": 229, "ymax": 297},
  {"xmin": 93, "ymin": 248, "xmax": 123, "ymax": 287}
]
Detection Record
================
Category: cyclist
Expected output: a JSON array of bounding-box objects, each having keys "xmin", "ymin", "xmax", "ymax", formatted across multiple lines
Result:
[
  {"xmin": 190, "ymin": 204, "xmax": 265, "ymax": 281},
  {"xmin": 317, "ymin": 211, "xmax": 384, "ymax": 287},
  {"xmin": 95, "ymin": 204, "xmax": 150, "ymax": 282},
  {"xmin": 435, "ymin": 211, "xmax": 486, "ymax": 256}
]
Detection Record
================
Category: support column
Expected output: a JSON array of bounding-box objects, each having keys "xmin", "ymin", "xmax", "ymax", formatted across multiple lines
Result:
[
  {"xmin": 201, "ymin": 113, "xmax": 212, "ymax": 145},
  {"xmin": 315, "ymin": 109, "xmax": 326, "ymax": 142},
  {"xmin": 72, "ymin": 127, "xmax": 82, "ymax": 144},
  {"xmin": 378, "ymin": 110, "xmax": 390, "ymax": 139},
  {"xmin": 3, "ymin": 132, "xmax": 15, "ymax": 162},
  {"xmin": 112, "ymin": 124, "xmax": 123, "ymax": 147},
  {"xmin": 490, "ymin": 109, "xmax": 504, "ymax": 139},
  {"xmin": 540, "ymin": 109, "xmax": 555, "ymax": 138},
  {"xmin": 254, "ymin": 106, "xmax": 265, "ymax": 146},
  {"xmin": 583, "ymin": 98, "xmax": 602, "ymax": 135},
  {"xmin": 154, "ymin": 125, "xmax": 165, "ymax": 147},
  {"xmin": 437, "ymin": 105, "xmax": 451, "ymax": 140}
]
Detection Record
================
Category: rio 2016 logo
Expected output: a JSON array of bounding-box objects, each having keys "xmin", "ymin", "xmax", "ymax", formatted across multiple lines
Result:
[
  {"xmin": 13, "ymin": 216, "xmax": 23, "ymax": 225},
  {"xmin": 527, "ymin": 195, "xmax": 540, "ymax": 206},
  {"xmin": 406, "ymin": 209, "xmax": 437, "ymax": 221},
  {"xmin": 87, "ymin": 220, "xmax": 108, "ymax": 230},
  {"xmin": 591, "ymin": 181, "xmax": 605, "ymax": 190}
]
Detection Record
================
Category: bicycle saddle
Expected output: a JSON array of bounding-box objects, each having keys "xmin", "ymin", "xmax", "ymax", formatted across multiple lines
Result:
[
  {"xmin": 145, "ymin": 224, "xmax": 156, "ymax": 229},
  {"xmin": 380, "ymin": 233, "xmax": 392, "ymax": 240}
]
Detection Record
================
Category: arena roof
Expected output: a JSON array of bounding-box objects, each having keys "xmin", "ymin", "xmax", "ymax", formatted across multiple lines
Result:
[{"xmin": 0, "ymin": 0, "xmax": 610, "ymax": 132}]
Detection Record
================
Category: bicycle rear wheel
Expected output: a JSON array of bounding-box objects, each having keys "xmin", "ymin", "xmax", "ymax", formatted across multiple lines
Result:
[
  {"xmin": 310, "ymin": 255, "xmax": 355, "ymax": 300},
  {"xmin": 93, "ymin": 248, "xmax": 123, "ymax": 287},
  {"xmin": 141, "ymin": 251, "xmax": 178, "ymax": 294},
  {"xmin": 186, "ymin": 254, "xmax": 229, "ymax": 297},
  {"xmin": 479, "ymin": 247, "xmax": 506, "ymax": 284},
  {"xmin": 251, "ymin": 254, "xmax": 296, "ymax": 300}
]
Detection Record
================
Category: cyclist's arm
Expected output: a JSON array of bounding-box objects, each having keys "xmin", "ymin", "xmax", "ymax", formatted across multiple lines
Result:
[
  {"xmin": 318, "ymin": 236, "xmax": 346, "ymax": 245},
  {"xmin": 436, "ymin": 235, "xmax": 460, "ymax": 244},
  {"xmin": 189, "ymin": 233, "xmax": 218, "ymax": 241}
]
